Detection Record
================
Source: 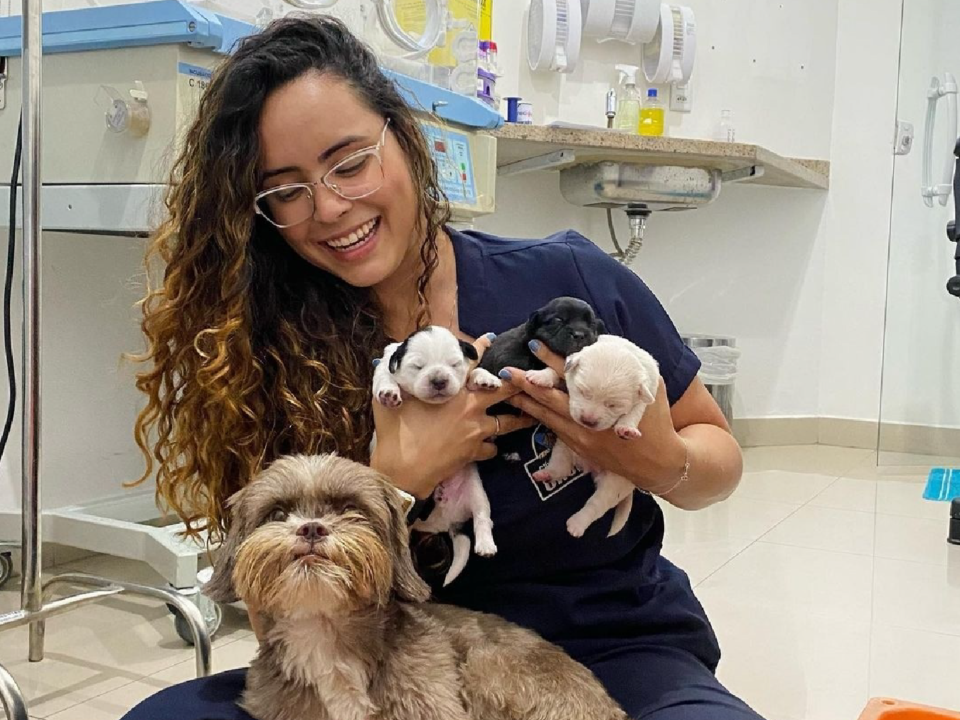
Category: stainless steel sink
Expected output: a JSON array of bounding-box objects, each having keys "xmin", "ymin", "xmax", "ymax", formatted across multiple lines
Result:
[{"xmin": 559, "ymin": 162, "xmax": 722, "ymax": 211}]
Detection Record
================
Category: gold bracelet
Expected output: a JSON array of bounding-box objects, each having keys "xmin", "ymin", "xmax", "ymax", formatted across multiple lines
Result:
[{"xmin": 642, "ymin": 441, "xmax": 690, "ymax": 498}]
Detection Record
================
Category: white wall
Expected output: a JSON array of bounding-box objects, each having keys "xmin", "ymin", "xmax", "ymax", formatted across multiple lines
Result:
[
  {"xmin": 878, "ymin": 0, "xmax": 960, "ymax": 429},
  {"xmin": 500, "ymin": 0, "xmax": 839, "ymax": 159},
  {"xmin": 815, "ymin": 0, "xmax": 903, "ymax": 425}
]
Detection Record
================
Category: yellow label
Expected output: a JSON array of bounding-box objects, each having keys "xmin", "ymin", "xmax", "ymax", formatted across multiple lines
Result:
[
  {"xmin": 394, "ymin": 0, "xmax": 427, "ymax": 33},
  {"xmin": 480, "ymin": 0, "xmax": 492, "ymax": 41}
]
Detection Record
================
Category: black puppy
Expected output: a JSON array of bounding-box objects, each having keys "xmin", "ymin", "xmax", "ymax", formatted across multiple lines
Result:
[{"xmin": 480, "ymin": 297, "xmax": 606, "ymax": 375}]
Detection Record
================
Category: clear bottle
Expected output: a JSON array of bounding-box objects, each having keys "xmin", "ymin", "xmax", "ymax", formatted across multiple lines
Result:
[
  {"xmin": 713, "ymin": 109, "xmax": 736, "ymax": 142},
  {"xmin": 639, "ymin": 88, "xmax": 665, "ymax": 137},
  {"xmin": 614, "ymin": 65, "xmax": 641, "ymax": 133}
]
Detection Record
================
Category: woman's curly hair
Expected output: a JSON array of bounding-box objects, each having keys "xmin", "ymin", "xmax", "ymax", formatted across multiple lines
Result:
[{"xmin": 131, "ymin": 16, "xmax": 449, "ymax": 540}]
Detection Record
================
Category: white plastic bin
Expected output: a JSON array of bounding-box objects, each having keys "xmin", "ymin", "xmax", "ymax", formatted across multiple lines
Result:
[{"xmin": 681, "ymin": 335, "xmax": 739, "ymax": 425}]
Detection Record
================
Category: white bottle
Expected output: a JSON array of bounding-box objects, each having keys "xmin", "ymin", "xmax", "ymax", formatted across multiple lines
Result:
[
  {"xmin": 614, "ymin": 65, "xmax": 641, "ymax": 134},
  {"xmin": 713, "ymin": 109, "xmax": 736, "ymax": 142}
]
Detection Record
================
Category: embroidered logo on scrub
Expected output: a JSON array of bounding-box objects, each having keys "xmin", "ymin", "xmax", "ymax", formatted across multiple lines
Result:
[{"xmin": 523, "ymin": 424, "xmax": 586, "ymax": 501}]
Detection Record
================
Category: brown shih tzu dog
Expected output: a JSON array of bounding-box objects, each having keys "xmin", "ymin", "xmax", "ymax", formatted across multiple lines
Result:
[{"xmin": 205, "ymin": 454, "xmax": 627, "ymax": 720}]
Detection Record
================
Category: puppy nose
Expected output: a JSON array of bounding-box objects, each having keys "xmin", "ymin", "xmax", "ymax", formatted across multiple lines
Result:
[
  {"xmin": 580, "ymin": 415, "xmax": 599, "ymax": 429},
  {"xmin": 430, "ymin": 376, "xmax": 448, "ymax": 391},
  {"xmin": 296, "ymin": 521, "xmax": 328, "ymax": 542},
  {"xmin": 571, "ymin": 330, "xmax": 585, "ymax": 340}
]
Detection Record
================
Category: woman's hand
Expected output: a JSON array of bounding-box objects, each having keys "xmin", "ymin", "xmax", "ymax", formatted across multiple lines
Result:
[
  {"xmin": 501, "ymin": 342, "xmax": 687, "ymax": 493},
  {"xmin": 370, "ymin": 335, "xmax": 536, "ymax": 499}
]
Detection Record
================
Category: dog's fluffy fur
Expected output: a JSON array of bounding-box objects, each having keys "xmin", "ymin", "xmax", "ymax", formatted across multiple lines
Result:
[
  {"xmin": 529, "ymin": 335, "xmax": 660, "ymax": 538},
  {"xmin": 205, "ymin": 454, "xmax": 627, "ymax": 720},
  {"xmin": 371, "ymin": 326, "xmax": 501, "ymax": 586},
  {"xmin": 478, "ymin": 297, "xmax": 606, "ymax": 376}
]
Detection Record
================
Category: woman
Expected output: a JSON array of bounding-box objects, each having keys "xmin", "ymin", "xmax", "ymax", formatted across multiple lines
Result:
[{"xmin": 125, "ymin": 15, "xmax": 758, "ymax": 720}]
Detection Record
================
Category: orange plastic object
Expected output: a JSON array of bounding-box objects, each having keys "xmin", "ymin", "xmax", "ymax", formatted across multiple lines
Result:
[{"xmin": 859, "ymin": 698, "xmax": 960, "ymax": 719}]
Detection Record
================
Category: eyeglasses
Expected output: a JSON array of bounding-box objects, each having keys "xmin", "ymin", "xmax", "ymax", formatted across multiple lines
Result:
[{"xmin": 254, "ymin": 119, "xmax": 390, "ymax": 229}]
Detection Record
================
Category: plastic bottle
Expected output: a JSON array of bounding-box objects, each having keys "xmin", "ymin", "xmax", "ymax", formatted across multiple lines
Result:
[
  {"xmin": 614, "ymin": 65, "xmax": 641, "ymax": 133},
  {"xmin": 713, "ymin": 109, "xmax": 736, "ymax": 142},
  {"xmin": 639, "ymin": 88, "xmax": 665, "ymax": 137}
]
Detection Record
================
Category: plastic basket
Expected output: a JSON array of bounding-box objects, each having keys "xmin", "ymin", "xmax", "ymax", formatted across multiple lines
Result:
[{"xmin": 859, "ymin": 698, "xmax": 960, "ymax": 719}]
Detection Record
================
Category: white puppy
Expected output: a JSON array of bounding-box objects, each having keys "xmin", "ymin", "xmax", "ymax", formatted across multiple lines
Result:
[
  {"xmin": 528, "ymin": 335, "xmax": 660, "ymax": 538},
  {"xmin": 372, "ymin": 326, "xmax": 502, "ymax": 586}
]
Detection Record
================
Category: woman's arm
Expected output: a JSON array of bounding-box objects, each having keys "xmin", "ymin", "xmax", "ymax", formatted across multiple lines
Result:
[{"xmin": 662, "ymin": 377, "xmax": 743, "ymax": 510}]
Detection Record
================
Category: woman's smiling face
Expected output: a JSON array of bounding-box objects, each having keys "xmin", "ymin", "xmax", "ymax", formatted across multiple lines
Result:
[{"xmin": 257, "ymin": 71, "xmax": 421, "ymax": 289}]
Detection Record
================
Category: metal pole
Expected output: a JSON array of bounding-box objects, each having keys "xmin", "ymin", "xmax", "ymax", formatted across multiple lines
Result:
[
  {"xmin": 19, "ymin": 0, "xmax": 44, "ymax": 663},
  {"xmin": 0, "ymin": 663, "xmax": 29, "ymax": 720}
]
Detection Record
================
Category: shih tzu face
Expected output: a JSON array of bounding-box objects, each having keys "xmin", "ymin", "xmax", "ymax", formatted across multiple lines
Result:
[{"xmin": 205, "ymin": 455, "xmax": 429, "ymax": 618}]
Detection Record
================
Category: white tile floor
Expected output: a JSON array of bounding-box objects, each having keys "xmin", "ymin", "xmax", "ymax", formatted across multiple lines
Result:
[{"xmin": 1, "ymin": 445, "xmax": 958, "ymax": 720}]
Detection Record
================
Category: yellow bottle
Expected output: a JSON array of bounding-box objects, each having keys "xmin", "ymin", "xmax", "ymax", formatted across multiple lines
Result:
[{"xmin": 639, "ymin": 88, "xmax": 665, "ymax": 137}]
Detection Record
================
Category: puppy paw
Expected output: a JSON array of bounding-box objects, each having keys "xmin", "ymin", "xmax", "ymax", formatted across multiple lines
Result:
[
  {"xmin": 467, "ymin": 368, "xmax": 502, "ymax": 391},
  {"xmin": 532, "ymin": 469, "xmax": 554, "ymax": 483},
  {"xmin": 474, "ymin": 535, "xmax": 497, "ymax": 557},
  {"xmin": 525, "ymin": 368, "xmax": 560, "ymax": 388},
  {"xmin": 566, "ymin": 514, "xmax": 592, "ymax": 538},
  {"xmin": 376, "ymin": 387, "xmax": 403, "ymax": 408},
  {"xmin": 615, "ymin": 425, "xmax": 642, "ymax": 440}
]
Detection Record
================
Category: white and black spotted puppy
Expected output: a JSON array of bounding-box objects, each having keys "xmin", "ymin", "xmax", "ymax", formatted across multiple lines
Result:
[
  {"xmin": 372, "ymin": 327, "xmax": 501, "ymax": 587},
  {"xmin": 529, "ymin": 335, "xmax": 660, "ymax": 538},
  {"xmin": 373, "ymin": 326, "xmax": 501, "ymax": 407}
]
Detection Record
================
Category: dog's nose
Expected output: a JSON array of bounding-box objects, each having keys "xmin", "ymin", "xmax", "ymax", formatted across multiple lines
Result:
[
  {"xmin": 430, "ymin": 376, "xmax": 448, "ymax": 391},
  {"xmin": 296, "ymin": 521, "xmax": 328, "ymax": 542},
  {"xmin": 571, "ymin": 330, "xmax": 586, "ymax": 341},
  {"xmin": 579, "ymin": 414, "xmax": 599, "ymax": 429}
]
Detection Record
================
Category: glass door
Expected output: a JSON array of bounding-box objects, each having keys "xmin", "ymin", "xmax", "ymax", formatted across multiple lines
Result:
[{"xmin": 878, "ymin": 0, "xmax": 960, "ymax": 467}]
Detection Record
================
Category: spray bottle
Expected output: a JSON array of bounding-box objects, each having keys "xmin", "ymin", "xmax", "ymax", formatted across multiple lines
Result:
[{"xmin": 614, "ymin": 65, "xmax": 641, "ymax": 134}]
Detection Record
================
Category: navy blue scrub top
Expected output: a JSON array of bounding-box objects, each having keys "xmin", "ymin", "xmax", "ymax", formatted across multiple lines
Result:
[{"xmin": 441, "ymin": 227, "xmax": 719, "ymax": 668}]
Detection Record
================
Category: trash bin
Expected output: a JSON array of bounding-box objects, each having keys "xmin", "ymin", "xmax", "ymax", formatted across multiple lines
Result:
[{"xmin": 681, "ymin": 334, "xmax": 739, "ymax": 425}]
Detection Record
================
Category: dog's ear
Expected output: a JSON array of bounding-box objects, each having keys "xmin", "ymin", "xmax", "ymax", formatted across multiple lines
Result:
[
  {"xmin": 382, "ymin": 484, "xmax": 431, "ymax": 603},
  {"xmin": 204, "ymin": 490, "xmax": 247, "ymax": 604},
  {"xmin": 525, "ymin": 308, "xmax": 544, "ymax": 332},
  {"xmin": 564, "ymin": 351, "xmax": 582, "ymax": 376},
  {"xmin": 388, "ymin": 339, "xmax": 410, "ymax": 375},
  {"xmin": 459, "ymin": 340, "xmax": 479, "ymax": 362},
  {"xmin": 593, "ymin": 317, "xmax": 607, "ymax": 335},
  {"xmin": 638, "ymin": 376, "xmax": 657, "ymax": 405}
]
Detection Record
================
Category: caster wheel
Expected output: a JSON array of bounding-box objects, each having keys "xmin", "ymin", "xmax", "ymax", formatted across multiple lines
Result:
[
  {"xmin": 0, "ymin": 552, "xmax": 11, "ymax": 589},
  {"xmin": 168, "ymin": 594, "xmax": 222, "ymax": 646}
]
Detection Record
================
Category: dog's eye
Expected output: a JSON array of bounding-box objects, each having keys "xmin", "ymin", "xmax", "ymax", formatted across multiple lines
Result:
[
  {"xmin": 410, "ymin": 363, "xmax": 424, "ymax": 371},
  {"xmin": 266, "ymin": 508, "xmax": 288, "ymax": 523},
  {"xmin": 550, "ymin": 317, "xmax": 564, "ymax": 326},
  {"xmin": 450, "ymin": 359, "xmax": 464, "ymax": 367},
  {"xmin": 605, "ymin": 401, "xmax": 620, "ymax": 411}
]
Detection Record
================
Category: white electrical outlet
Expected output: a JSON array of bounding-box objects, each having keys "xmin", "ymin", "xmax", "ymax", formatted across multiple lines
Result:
[{"xmin": 671, "ymin": 82, "xmax": 693, "ymax": 113}]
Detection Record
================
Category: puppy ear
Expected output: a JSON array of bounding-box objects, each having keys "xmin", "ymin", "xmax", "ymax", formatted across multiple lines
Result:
[
  {"xmin": 525, "ymin": 309, "xmax": 543, "ymax": 332},
  {"xmin": 564, "ymin": 352, "xmax": 581, "ymax": 376},
  {"xmin": 204, "ymin": 490, "xmax": 247, "ymax": 604},
  {"xmin": 388, "ymin": 339, "xmax": 410, "ymax": 375},
  {"xmin": 382, "ymin": 484, "xmax": 431, "ymax": 603},
  {"xmin": 593, "ymin": 318, "xmax": 607, "ymax": 335},
  {"xmin": 638, "ymin": 376, "xmax": 657, "ymax": 405},
  {"xmin": 459, "ymin": 340, "xmax": 479, "ymax": 362}
]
